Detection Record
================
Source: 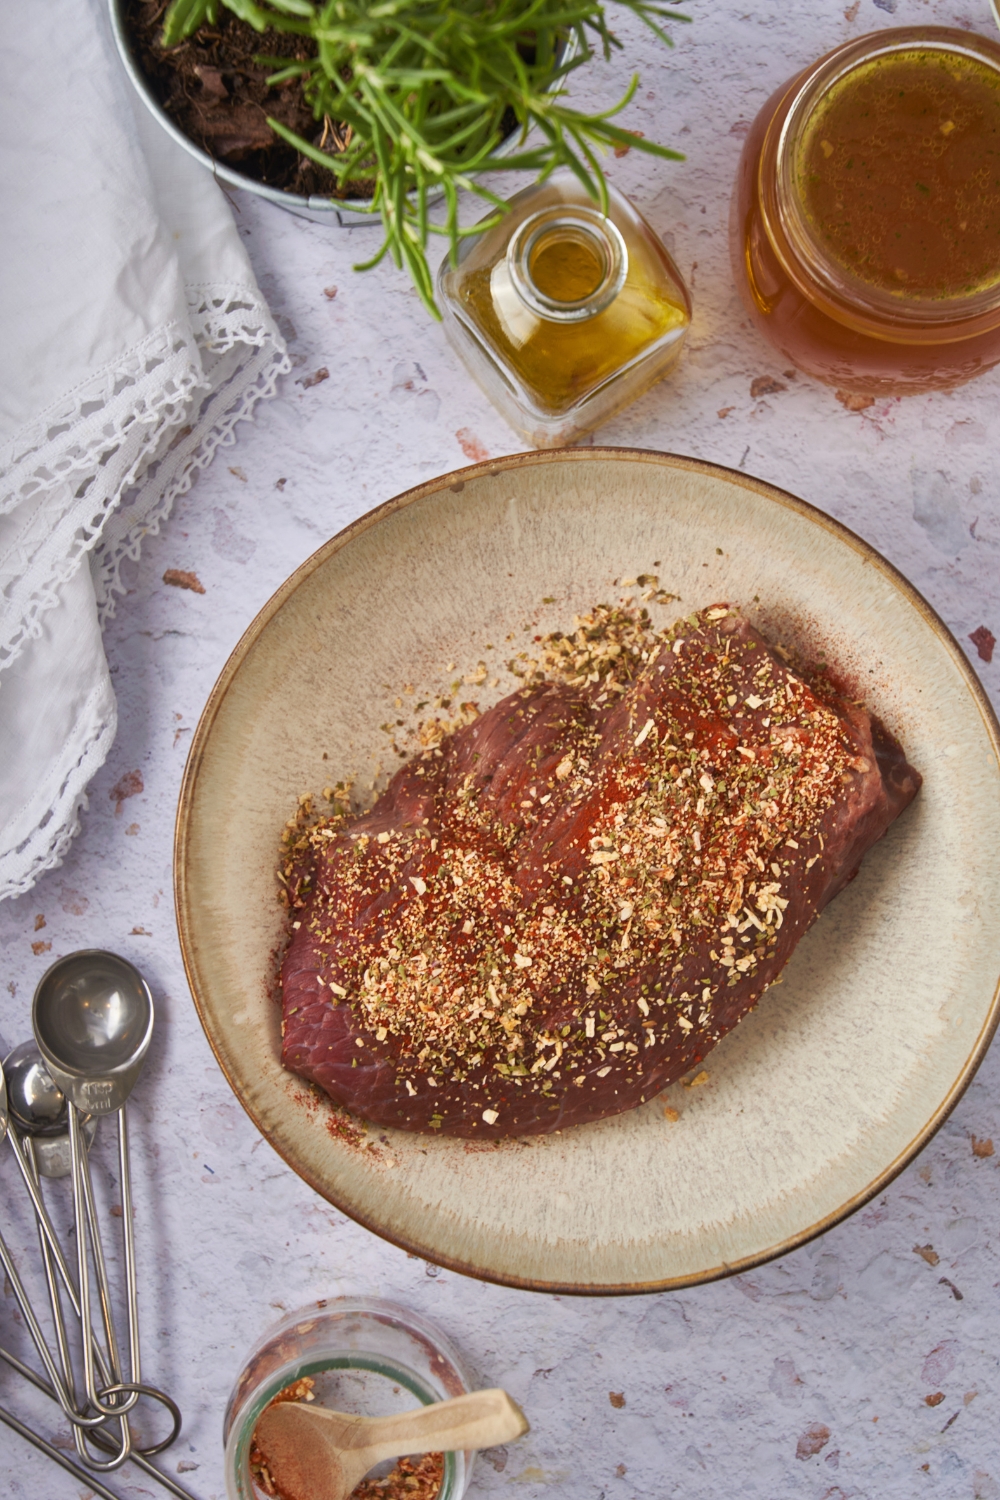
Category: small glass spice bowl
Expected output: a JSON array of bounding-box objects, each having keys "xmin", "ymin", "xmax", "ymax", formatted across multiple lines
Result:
[
  {"xmin": 438, "ymin": 168, "xmax": 692, "ymax": 447},
  {"xmin": 223, "ymin": 1298, "xmax": 476, "ymax": 1500}
]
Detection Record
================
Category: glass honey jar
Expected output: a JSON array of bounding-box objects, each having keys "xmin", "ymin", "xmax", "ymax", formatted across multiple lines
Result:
[
  {"xmin": 731, "ymin": 27, "xmax": 1000, "ymax": 395},
  {"xmin": 439, "ymin": 170, "xmax": 691, "ymax": 447}
]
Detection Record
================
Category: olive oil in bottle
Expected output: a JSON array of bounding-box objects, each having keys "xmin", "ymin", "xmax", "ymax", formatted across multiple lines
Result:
[{"xmin": 439, "ymin": 171, "xmax": 691, "ymax": 447}]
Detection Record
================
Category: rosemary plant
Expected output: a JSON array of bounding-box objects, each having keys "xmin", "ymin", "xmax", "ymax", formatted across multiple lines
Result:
[{"xmin": 161, "ymin": 0, "xmax": 689, "ymax": 314}]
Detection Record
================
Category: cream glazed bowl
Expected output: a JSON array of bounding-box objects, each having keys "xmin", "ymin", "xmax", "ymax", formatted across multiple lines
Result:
[{"xmin": 175, "ymin": 449, "xmax": 1000, "ymax": 1294}]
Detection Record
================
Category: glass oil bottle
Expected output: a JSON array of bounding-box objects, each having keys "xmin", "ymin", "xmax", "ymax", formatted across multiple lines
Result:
[{"xmin": 438, "ymin": 170, "xmax": 692, "ymax": 448}]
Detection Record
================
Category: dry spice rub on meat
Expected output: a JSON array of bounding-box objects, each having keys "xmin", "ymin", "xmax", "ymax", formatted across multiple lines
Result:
[{"xmin": 279, "ymin": 604, "xmax": 920, "ymax": 1138}]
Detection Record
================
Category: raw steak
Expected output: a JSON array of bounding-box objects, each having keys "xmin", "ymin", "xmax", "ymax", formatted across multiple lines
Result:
[{"xmin": 279, "ymin": 605, "xmax": 920, "ymax": 1138}]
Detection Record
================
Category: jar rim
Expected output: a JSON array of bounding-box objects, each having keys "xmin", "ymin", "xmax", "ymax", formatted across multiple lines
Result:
[{"xmin": 761, "ymin": 26, "xmax": 1000, "ymax": 341}]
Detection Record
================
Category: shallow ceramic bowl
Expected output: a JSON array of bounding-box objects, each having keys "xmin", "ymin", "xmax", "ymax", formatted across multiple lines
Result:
[{"xmin": 175, "ymin": 449, "xmax": 1000, "ymax": 1293}]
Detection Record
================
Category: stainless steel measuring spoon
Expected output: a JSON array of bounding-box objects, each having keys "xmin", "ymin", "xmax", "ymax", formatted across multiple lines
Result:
[
  {"xmin": 33, "ymin": 951, "xmax": 153, "ymax": 1427},
  {"xmin": 0, "ymin": 1056, "xmax": 82, "ymax": 1424},
  {"xmin": 0, "ymin": 1339, "xmax": 190, "ymax": 1500},
  {"xmin": 3, "ymin": 1040, "xmax": 132, "ymax": 1468},
  {"xmin": 4, "ymin": 1038, "xmax": 97, "ymax": 1177}
]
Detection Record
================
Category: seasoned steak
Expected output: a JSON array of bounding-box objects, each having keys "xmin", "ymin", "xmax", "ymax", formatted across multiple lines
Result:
[{"xmin": 279, "ymin": 605, "xmax": 920, "ymax": 1138}]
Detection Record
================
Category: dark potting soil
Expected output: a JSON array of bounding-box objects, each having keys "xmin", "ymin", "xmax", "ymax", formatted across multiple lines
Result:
[{"xmin": 125, "ymin": 0, "xmax": 368, "ymax": 198}]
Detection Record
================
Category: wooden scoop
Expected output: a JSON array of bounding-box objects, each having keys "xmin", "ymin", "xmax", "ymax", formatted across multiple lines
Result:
[{"xmin": 252, "ymin": 1387, "xmax": 528, "ymax": 1500}]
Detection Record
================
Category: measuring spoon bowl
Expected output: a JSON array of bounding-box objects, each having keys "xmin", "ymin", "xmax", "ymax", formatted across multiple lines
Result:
[
  {"xmin": 3, "ymin": 1041, "xmax": 98, "ymax": 1176},
  {"xmin": 5, "ymin": 1040, "xmax": 69, "ymax": 1136},
  {"xmin": 32, "ymin": 952, "xmax": 153, "ymax": 1115}
]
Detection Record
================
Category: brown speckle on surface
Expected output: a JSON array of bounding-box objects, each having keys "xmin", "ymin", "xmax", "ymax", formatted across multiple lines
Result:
[
  {"xmin": 59, "ymin": 886, "xmax": 89, "ymax": 916},
  {"xmin": 769, "ymin": 1356, "xmax": 803, "ymax": 1400},
  {"xmin": 228, "ymin": 465, "xmax": 248, "ymax": 482},
  {"xmin": 835, "ymin": 390, "xmax": 875, "ymax": 411},
  {"xmin": 275, "ymin": 477, "xmax": 287, "ymax": 491},
  {"xmin": 795, "ymin": 1424, "xmax": 831, "ymax": 1460},
  {"xmin": 914, "ymin": 1244, "xmax": 940, "ymax": 1266},
  {"xmin": 111, "ymin": 770, "xmax": 144, "ymax": 814},
  {"xmin": 163, "ymin": 569, "xmax": 206, "ymax": 594},
  {"xmin": 456, "ymin": 428, "xmax": 490, "ymax": 462},
  {"xmin": 844, "ymin": 0, "xmax": 859, "ymax": 18},
  {"xmin": 664, "ymin": 1105, "xmax": 680, "ymax": 1122},
  {"xmin": 750, "ymin": 376, "xmax": 786, "ymax": 398},
  {"xmin": 609, "ymin": 1392, "xmax": 625, "ymax": 1409},
  {"xmin": 922, "ymin": 1340, "xmax": 957, "ymax": 1385},
  {"xmin": 212, "ymin": 509, "xmax": 257, "ymax": 565},
  {"xmin": 971, "ymin": 1135, "xmax": 994, "ymax": 1157},
  {"xmin": 717, "ymin": 406, "xmax": 734, "ymax": 419},
  {"xmin": 615, "ymin": 1463, "xmax": 627, "ymax": 1476},
  {"xmin": 323, "ymin": 285, "xmax": 338, "ymax": 300},
  {"xmin": 33, "ymin": 914, "xmax": 45, "ymax": 931},
  {"xmin": 297, "ymin": 367, "xmax": 330, "ymax": 389},
  {"xmin": 939, "ymin": 1277, "xmax": 964, "ymax": 1301},
  {"xmin": 125, "ymin": 823, "xmax": 140, "ymax": 836},
  {"xmin": 925, "ymin": 1392, "xmax": 945, "ymax": 1407},
  {"xmin": 969, "ymin": 625, "xmax": 995, "ymax": 663},
  {"xmin": 613, "ymin": 130, "xmax": 644, "ymax": 158},
  {"xmin": 31, "ymin": 940, "xmax": 52, "ymax": 956},
  {"xmin": 131, "ymin": 926, "xmax": 152, "ymax": 936}
]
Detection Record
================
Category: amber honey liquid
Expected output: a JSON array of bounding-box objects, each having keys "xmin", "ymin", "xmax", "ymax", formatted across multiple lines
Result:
[
  {"xmin": 797, "ymin": 50, "xmax": 1000, "ymax": 299},
  {"xmin": 461, "ymin": 230, "xmax": 688, "ymax": 414},
  {"xmin": 732, "ymin": 32, "xmax": 1000, "ymax": 394}
]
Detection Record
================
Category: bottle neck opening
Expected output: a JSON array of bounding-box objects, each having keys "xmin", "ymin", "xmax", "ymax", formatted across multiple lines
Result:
[{"xmin": 507, "ymin": 206, "xmax": 627, "ymax": 322}]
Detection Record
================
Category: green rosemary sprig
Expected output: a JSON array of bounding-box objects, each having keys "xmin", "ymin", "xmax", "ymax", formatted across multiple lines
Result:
[{"xmin": 161, "ymin": 0, "xmax": 689, "ymax": 315}]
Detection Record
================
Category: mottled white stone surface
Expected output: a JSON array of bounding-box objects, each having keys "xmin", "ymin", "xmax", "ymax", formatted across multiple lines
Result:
[{"xmin": 2, "ymin": 0, "xmax": 1000, "ymax": 1495}]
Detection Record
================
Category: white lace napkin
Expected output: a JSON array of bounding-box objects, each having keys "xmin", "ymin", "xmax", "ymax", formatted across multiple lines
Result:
[{"xmin": 0, "ymin": 0, "xmax": 289, "ymax": 900}]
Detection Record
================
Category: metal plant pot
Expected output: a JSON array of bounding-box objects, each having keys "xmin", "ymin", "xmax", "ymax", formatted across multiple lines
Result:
[{"xmin": 108, "ymin": 0, "xmax": 567, "ymax": 228}]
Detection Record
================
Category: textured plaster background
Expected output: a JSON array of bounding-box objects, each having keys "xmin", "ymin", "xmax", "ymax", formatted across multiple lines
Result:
[{"xmin": 3, "ymin": 0, "xmax": 1000, "ymax": 1495}]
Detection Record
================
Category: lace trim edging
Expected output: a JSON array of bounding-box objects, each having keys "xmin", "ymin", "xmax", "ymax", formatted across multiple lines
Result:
[
  {"xmin": 0, "ymin": 677, "xmax": 118, "ymax": 902},
  {"xmin": 0, "ymin": 284, "xmax": 289, "ymax": 898}
]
